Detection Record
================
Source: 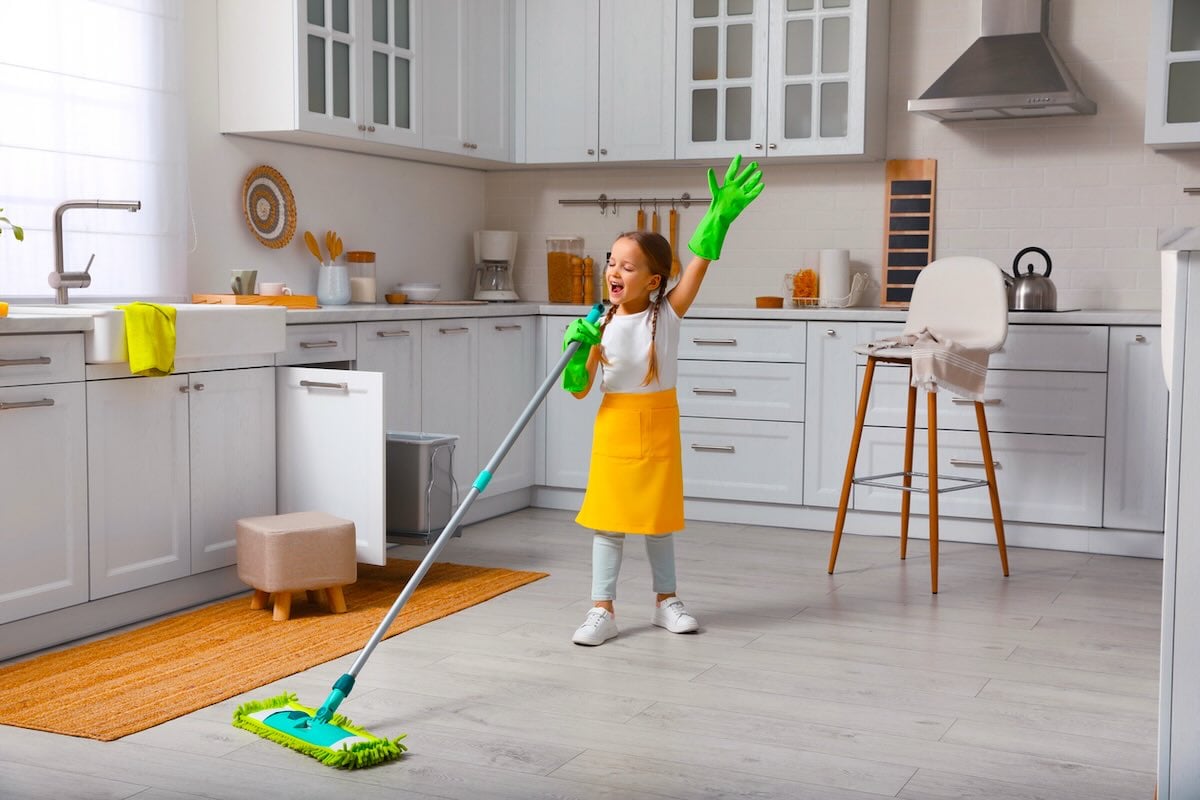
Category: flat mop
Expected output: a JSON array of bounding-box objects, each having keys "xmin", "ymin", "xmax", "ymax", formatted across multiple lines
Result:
[{"xmin": 233, "ymin": 303, "xmax": 605, "ymax": 769}]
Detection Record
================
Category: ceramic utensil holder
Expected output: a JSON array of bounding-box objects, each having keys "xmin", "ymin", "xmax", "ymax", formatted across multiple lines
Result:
[{"xmin": 316, "ymin": 264, "xmax": 351, "ymax": 305}]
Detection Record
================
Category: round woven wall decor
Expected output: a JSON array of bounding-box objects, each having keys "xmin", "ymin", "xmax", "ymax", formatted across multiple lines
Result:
[{"xmin": 242, "ymin": 165, "xmax": 296, "ymax": 249}]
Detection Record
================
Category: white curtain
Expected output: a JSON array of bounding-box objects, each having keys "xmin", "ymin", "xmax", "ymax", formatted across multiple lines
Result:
[{"xmin": 0, "ymin": 0, "xmax": 186, "ymax": 300}]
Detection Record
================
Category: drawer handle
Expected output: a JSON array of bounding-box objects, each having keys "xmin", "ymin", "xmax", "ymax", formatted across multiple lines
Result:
[
  {"xmin": 949, "ymin": 458, "xmax": 1001, "ymax": 469},
  {"xmin": 950, "ymin": 397, "xmax": 1001, "ymax": 406},
  {"xmin": 192, "ymin": 383, "xmax": 205, "ymax": 391},
  {"xmin": 825, "ymin": 329, "xmax": 836, "ymax": 337},
  {"xmin": 692, "ymin": 388, "xmax": 737, "ymax": 396},
  {"xmin": 0, "ymin": 356, "xmax": 52, "ymax": 368},
  {"xmin": 375, "ymin": 330, "xmax": 411, "ymax": 338},
  {"xmin": 495, "ymin": 324, "xmax": 522, "ymax": 332},
  {"xmin": 439, "ymin": 327, "xmax": 470, "ymax": 335},
  {"xmin": 1134, "ymin": 334, "xmax": 1147, "ymax": 343},
  {"xmin": 0, "ymin": 397, "xmax": 54, "ymax": 411},
  {"xmin": 299, "ymin": 379, "xmax": 349, "ymax": 392},
  {"xmin": 691, "ymin": 444, "xmax": 736, "ymax": 453},
  {"xmin": 299, "ymin": 340, "xmax": 340, "ymax": 349},
  {"xmin": 692, "ymin": 338, "xmax": 737, "ymax": 346}
]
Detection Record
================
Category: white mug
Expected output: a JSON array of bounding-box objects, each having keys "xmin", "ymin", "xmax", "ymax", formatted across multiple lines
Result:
[{"xmin": 259, "ymin": 281, "xmax": 292, "ymax": 296}]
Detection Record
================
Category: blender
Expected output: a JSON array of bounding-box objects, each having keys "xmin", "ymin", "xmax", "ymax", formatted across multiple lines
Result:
[{"xmin": 473, "ymin": 230, "xmax": 519, "ymax": 302}]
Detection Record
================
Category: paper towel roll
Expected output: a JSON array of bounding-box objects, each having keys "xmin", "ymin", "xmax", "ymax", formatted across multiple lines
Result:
[{"xmin": 819, "ymin": 249, "xmax": 851, "ymax": 305}]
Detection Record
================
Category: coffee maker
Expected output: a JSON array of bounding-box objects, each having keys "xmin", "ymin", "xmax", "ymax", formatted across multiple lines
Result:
[{"xmin": 473, "ymin": 230, "xmax": 519, "ymax": 302}]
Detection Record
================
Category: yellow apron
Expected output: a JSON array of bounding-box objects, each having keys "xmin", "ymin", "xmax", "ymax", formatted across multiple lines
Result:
[{"xmin": 576, "ymin": 388, "xmax": 684, "ymax": 534}]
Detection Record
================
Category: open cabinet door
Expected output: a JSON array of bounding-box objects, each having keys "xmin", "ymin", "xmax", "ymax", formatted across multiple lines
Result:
[{"xmin": 276, "ymin": 367, "xmax": 386, "ymax": 565}]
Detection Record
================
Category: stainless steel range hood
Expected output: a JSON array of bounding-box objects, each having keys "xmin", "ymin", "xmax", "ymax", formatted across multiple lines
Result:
[{"xmin": 907, "ymin": 0, "xmax": 1096, "ymax": 121}]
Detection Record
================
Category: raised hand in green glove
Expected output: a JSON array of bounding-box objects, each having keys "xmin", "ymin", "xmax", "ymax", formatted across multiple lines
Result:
[
  {"xmin": 561, "ymin": 318, "xmax": 602, "ymax": 393},
  {"xmin": 688, "ymin": 154, "xmax": 765, "ymax": 261}
]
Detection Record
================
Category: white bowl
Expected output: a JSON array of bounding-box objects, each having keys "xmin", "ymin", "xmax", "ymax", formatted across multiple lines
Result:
[{"xmin": 394, "ymin": 282, "xmax": 440, "ymax": 302}]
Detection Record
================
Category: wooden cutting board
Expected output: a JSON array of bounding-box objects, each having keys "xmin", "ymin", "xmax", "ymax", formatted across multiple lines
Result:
[{"xmin": 191, "ymin": 293, "xmax": 318, "ymax": 308}]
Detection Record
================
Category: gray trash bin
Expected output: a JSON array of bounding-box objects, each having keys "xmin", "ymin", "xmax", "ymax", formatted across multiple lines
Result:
[{"xmin": 385, "ymin": 432, "xmax": 459, "ymax": 544}]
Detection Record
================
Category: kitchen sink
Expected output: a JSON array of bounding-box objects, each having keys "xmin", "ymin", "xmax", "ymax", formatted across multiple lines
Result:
[{"xmin": 7, "ymin": 303, "xmax": 287, "ymax": 364}]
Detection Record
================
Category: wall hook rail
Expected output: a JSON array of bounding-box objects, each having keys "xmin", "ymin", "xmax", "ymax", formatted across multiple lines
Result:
[{"xmin": 558, "ymin": 192, "xmax": 710, "ymax": 215}]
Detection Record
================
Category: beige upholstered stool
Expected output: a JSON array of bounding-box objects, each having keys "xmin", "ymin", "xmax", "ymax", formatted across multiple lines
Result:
[{"xmin": 236, "ymin": 511, "xmax": 357, "ymax": 621}]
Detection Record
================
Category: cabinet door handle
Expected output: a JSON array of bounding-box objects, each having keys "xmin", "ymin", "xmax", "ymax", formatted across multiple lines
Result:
[
  {"xmin": 600, "ymin": 148, "xmax": 607, "ymax": 155},
  {"xmin": 691, "ymin": 338, "xmax": 737, "ymax": 346},
  {"xmin": 299, "ymin": 379, "xmax": 349, "ymax": 392},
  {"xmin": 692, "ymin": 387, "xmax": 737, "ymax": 396},
  {"xmin": 587, "ymin": 148, "xmax": 595, "ymax": 155},
  {"xmin": 367, "ymin": 125, "xmax": 376, "ymax": 132},
  {"xmin": 357, "ymin": 124, "xmax": 366, "ymax": 131},
  {"xmin": 825, "ymin": 329, "xmax": 837, "ymax": 337},
  {"xmin": 768, "ymin": 143, "xmax": 777, "ymax": 150},
  {"xmin": 299, "ymin": 340, "xmax": 340, "ymax": 349},
  {"xmin": 1185, "ymin": 187, "xmax": 1200, "ymax": 195},
  {"xmin": 439, "ymin": 327, "xmax": 470, "ymax": 334},
  {"xmin": 1134, "ymin": 334, "xmax": 1147, "ymax": 343},
  {"xmin": 753, "ymin": 143, "xmax": 763, "ymax": 150},
  {"xmin": 691, "ymin": 444, "xmax": 736, "ymax": 453},
  {"xmin": 0, "ymin": 356, "xmax": 52, "ymax": 367},
  {"xmin": 376, "ymin": 330, "xmax": 411, "ymax": 338},
  {"xmin": 950, "ymin": 397, "xmax": 1001, "ymax": 406},
  {"xmin": 949, "ymin": 458, "xmax": 1001, "ymax": 469},
  {"xmin": 192, "ymin": 383, "xmax": 205, "ymax": 391},
  {"xmin": 0, "ymin": 397, "xmax": 54, "ymax": 411},
  {"xmin": 494, "ymin": 324, "xmax": 522, "ymax": 332}
]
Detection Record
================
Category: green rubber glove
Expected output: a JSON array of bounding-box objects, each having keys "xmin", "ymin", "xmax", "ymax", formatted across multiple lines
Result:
[
  {"xmin": 562, "ymin": 318, "xmax": 601, "ymax": 393},
  {"xmin": 688, "ymin": 154, "xmax": 765, "ymax": 261}
]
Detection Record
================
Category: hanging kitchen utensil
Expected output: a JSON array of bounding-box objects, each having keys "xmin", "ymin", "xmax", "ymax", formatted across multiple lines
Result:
[
  {"xmin": 668, "ymin": 206, "xmax": 681, "ymax": 280},
  {"xmin": 636, "ymin": 203, "xmax": 645, "ymax": 232},
  {"xmin": 1009, "ymin": 246, "xmax": 1057, "ymax": 311},
  {"xmin": 651, "ymin": 202, "xmax": 660, "ymax": 235},
  {"xmin": 303, "ymin": 231, "xmax": 323, "ymax": 264}
]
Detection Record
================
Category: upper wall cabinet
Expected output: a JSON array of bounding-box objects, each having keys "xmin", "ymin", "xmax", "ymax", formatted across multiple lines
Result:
[
  {"xmin": 675, "ymin": 0, "xmax": 889, "ymax": 161},
  {"xmin": 520, "ymin": 0, "xmax": 676, "ymax": 164},
  {"xmin": 422, "ymin": 0, "xmax": 514, "ymax": 161},
  {"xmin": 1146, "ymin": 0, "xmax": 1200, "ymax": 149},
  {"xmin": 218, "ymin": 0, "xmax": 420, "ymax": 149}
]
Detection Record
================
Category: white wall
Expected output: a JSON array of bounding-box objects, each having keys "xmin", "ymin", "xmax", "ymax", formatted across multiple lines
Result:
[
  {"xmin": 184, "ymin": 0, "xmax": 487, "ymax": 301},
  {"xmin": 487, "ymin": 0, "xmax": 1200, "ymax": 310}
]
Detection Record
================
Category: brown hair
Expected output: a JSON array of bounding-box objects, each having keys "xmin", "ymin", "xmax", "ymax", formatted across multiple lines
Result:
[{"xmin": 600, "ymin": 231, "xmax": 673, "ymax": 387}]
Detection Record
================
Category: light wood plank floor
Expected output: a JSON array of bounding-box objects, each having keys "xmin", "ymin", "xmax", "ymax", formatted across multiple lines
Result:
[{"xmin": 0, "ymin": 509, "xmax": 1161, "ymax": 799}]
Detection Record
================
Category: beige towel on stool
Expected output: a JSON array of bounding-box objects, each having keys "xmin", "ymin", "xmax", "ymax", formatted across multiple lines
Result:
[{"xmin": 865, "ymin": 327, "xmax": 991, "ymax": 401}]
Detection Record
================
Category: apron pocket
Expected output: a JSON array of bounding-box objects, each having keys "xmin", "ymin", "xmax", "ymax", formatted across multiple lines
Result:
[
  {"xmin": 593, "ymin": 407, "xmax": 645, "ymax": 460},
  {"xmin": 646, "ymin": 406, "xmax": 680, "ymax": 460}
]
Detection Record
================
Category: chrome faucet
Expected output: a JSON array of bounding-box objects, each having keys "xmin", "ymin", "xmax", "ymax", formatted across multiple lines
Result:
[{"xmin": 50, "ymin": 199, "xmax": 142, "ymax": 304}]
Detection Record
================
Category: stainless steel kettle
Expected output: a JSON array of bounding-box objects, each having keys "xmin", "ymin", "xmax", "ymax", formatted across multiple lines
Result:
[{"xmin": 1008, "ymin": 246, "xmax": 1057, "ymax": 311}]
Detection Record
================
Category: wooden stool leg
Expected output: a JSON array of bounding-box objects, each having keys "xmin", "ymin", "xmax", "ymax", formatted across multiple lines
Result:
[
  {"xmin": 250, "ymin": 589, "xmax": 270, "ymax": 610},
  {"xmin": 976, "ymin": 401, "xmax": 1010, "ymax": 577},
  {"xmin": 900, "ymin": 380, "xmax": 917, "ymax": 560},
  {"xmin": 306, "ymin": 589, "xmax": 321, "ymax": 605},
  {"xmin": 927, "ymin": 391, "xmax": 940, "ymax": 595},
  {"xmin": 829, "ymin": 357, "xmax": 878, "ymax": 574},
  {"xmin": 326, "ymin": 585, "xmax": 347, "ymax": 613},
  {"xmin": 272, "ymin": 591, "xmax": 292, "ymax": 621}
]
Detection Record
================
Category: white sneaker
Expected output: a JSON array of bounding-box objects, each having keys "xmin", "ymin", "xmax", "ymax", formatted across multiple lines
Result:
[
  {"xmin": 572, "ymin": 607, "xmax": 618, "ymax": 646},
  {"xmin": 652, "ymin": 596, "xmax": 699, "ymax": 633}
]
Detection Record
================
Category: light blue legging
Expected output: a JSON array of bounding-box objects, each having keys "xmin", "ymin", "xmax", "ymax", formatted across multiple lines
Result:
[{"xmin": 591, "ymin": 531, "xmax": 676, "ymax": 601}]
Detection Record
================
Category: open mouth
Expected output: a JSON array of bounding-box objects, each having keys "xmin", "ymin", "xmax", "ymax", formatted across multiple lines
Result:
[{"xmin": 609, "ymin": 281, "xmax": 624, "ymax": 298}]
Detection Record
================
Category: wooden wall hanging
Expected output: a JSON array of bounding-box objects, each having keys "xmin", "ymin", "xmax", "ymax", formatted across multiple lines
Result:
[{"xmin": 881, "ymin": 159, "xmax": 937, "ymax": 307}]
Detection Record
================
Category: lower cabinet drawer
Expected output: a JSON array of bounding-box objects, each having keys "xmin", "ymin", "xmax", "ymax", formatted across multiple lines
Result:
[
  {"xmin": 680, "ymin": 417, "xmax": 804, "ymax": 503},
  {"xmin": 854, "ymin": 427, "xmax": 1104, "ymax": 527},
  {"xmin": 861, "ymin": 364, "xmax": 1107, "ymax": 436},
  {"xmin": 278, "ymin": 323, "xmax": 357, "ymax": 365},
  {"xmin": 678, "ymin": 360, "xmax": 805, "ymax": 421}
]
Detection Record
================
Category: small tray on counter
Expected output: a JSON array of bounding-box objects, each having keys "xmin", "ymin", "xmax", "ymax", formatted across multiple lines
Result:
[{"xmin": 191, "ymin": 293, "xmax": 318, "ymax": 308}]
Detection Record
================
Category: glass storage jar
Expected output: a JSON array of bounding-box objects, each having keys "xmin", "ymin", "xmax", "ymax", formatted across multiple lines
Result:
[{"xmin": 346, "ymin": 250, "xmax": 377, "ymax": 304}]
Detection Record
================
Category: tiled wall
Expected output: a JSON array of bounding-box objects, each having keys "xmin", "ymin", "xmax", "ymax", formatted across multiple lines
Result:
[{"xmin": 487, "ymin": 0, "xmax": 1200, "ymax": 311}]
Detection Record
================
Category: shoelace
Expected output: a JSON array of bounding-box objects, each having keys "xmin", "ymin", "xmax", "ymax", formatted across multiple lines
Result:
[
  {"xmin": 661, "ymin": 599, "xmax": 687, "ymax": 618},
  {"xmin": 582, "ymin": 610, "xmax": 607, "ymax": 629}
]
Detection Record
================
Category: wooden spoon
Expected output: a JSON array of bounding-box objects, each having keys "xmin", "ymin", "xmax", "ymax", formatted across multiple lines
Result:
[
  {"xmin": 636, "ymin": 207, "xmax": 645, "ymax": 232},
  {"xmin": 303, "ymin": 230, "xmax": 322, "ymax": 264},
  {"xmin": 669, "ymin": 208, "xmax": 681, "ymax": 279},
  {"xmin": 651, "ymin": 206, "xmax": 660, "ymax": 235}
]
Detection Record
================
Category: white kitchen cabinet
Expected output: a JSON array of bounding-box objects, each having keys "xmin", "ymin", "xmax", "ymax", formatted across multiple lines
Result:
[
  {"xmin": 681, "ymin": 416, "xmax": 804, "ymax": 503},
  {"xmin": 521, "ymin": 0, "xmax": 676, "ymax": 164},
  {"xmin": 421, "ymin": 318, "xmax": 478, "ymax": 492},
  {"xmin": 478, "ymin": 316, "xmax": 536, "ymax": 495},
  {"xmin": 1104, "ymin": 327, "xmax": 1168, "ymax": 531},
  {"xmin": 0, "ymin": 335, "xmax": 88, "ymax": 624},
  {"xmin": 675, "ymin": 0, "xmax": 888, "ymax": 161},
  {"xmin": 423, "ymin": 0, "xmax": 513, "ymax": 161},
  {"xmin": 218, "ymin": 0, "xmax": 420, "ymax": 151},
  {"xmin": 803, "ymin": 322, "xmax": 857, "ymax": 507},
  {"xmin": 87, "ymin": 368, "xmax": 278, "ymax": 598},
  {"xmin": 1145, "ymin": 0, "xmax": 1200, "ymax": 149},
  {"xmin": 356, "ymin": 319, "xmax": 422, "ymax": 433},
  {"xmin": 542, "ymin": 316, "xmax": 601, "ymax": 489}
]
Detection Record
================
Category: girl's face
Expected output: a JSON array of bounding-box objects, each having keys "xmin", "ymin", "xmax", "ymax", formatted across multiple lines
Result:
[{"xmin": 606, "ymin": 237, "xmax": 661, "ymax": 312}]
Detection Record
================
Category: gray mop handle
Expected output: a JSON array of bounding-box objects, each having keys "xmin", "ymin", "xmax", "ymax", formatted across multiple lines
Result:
[{"xmin": 344, "ymin": 303, "xmax": 605, "ymax": 679}]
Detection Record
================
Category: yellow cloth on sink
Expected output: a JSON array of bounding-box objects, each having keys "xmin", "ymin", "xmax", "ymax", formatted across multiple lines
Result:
[{"xmin": 116, "ymin": 302, "xmax": 176, "ymax": 376}]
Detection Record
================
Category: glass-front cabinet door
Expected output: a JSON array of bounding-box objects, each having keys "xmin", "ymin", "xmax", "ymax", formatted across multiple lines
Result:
[
  {"xmin": 364, "ymin": 0, "xmax": 419, "ymax": 146},
  {"xmin": 298, "ymin": 0, "xmax": 362, "ymax": 137},
  {"xmin": 1146, "ymin": 0, "xmax": 1200, "ymax": 148}
]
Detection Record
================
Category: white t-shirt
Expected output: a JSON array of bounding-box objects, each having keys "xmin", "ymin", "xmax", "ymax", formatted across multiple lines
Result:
[{"xmin": 598, "ymin": 299, "xmax": 681, "ymax": 394}]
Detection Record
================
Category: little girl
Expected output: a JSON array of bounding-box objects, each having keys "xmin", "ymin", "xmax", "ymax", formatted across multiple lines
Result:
[{"xmin": 562, "ymin": 155, "xmax": 764, "ymax": 646}]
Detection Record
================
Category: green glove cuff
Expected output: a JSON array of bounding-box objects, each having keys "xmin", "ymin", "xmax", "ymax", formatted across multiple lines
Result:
[
  {"xmin": 562, "ymin": 348, "xmax": 591, "ymax": 393},
  {"xmin": 688, "ymin": 154, "xmax": 764, "ymax": 261},
  {"xmin": 688, "ymin": 212, "xmax": 731, "ymax": 261}
]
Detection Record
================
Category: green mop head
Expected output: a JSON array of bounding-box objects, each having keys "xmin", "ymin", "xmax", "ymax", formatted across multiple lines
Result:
[{"xmin": 232, "ymin": 692, "xmax": 406, "ymax": 769}]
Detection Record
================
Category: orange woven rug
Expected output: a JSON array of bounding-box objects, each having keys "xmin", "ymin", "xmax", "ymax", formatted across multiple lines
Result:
[{"xmin": 0, "ymin": 559, "xmax": 546, "ymax": 741}]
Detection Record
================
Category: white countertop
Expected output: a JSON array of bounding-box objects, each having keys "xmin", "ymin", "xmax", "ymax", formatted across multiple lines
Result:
[{"xmin": 0, "ymin": 301, "xmax": 1161, "ymax": 334}]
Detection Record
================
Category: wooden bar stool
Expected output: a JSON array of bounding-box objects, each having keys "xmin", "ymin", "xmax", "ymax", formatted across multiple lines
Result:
[{"xmin": 827, "ymin": 256, "xmax": 1010, "ymax": 594}]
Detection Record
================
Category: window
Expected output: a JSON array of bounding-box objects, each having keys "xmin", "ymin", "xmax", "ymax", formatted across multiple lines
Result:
[{"xmin": 0, "ymin": 0, "xmax": 186, "ymax": 300}]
